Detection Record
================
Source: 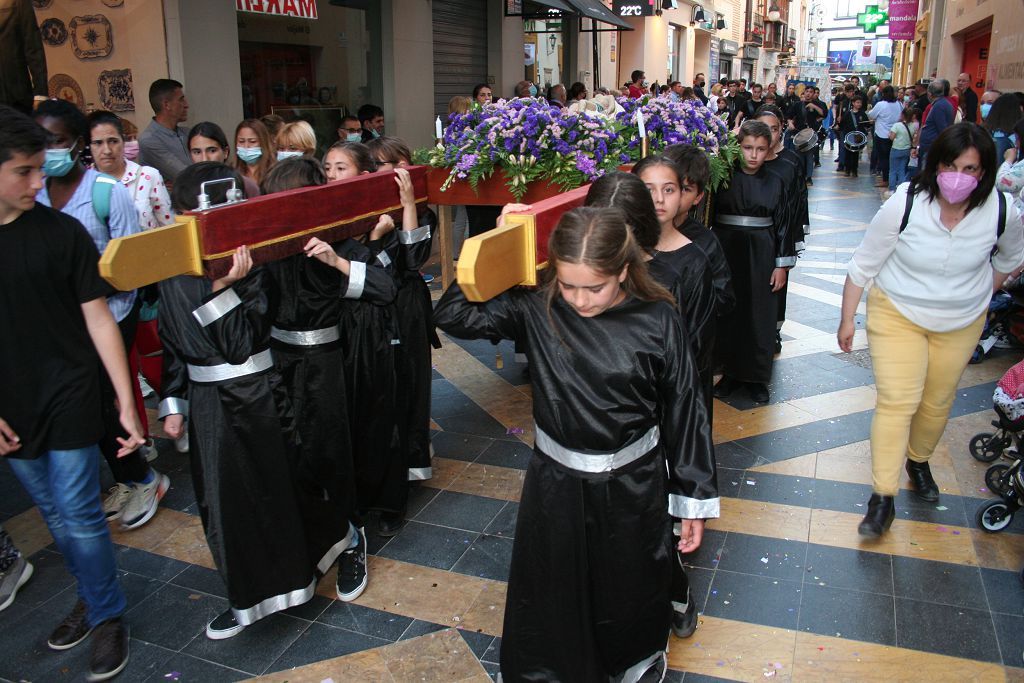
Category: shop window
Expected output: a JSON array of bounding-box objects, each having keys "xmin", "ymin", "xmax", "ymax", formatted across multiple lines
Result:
[{"xmin": 237, "ymin": 3, "xmax": 381, "ymax": 154}]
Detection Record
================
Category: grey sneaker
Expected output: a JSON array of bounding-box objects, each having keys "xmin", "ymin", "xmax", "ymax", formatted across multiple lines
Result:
[
  {"xmin": 0, "ymin": 557, "xmax": 33, "ymax": 612},
  {"xmin": 120, "ymin": 472, "xmax": 170, "ymax": 530},
  {"xmin": 102, "ymin": 484, "xmax": 133, "ymax": 521}
]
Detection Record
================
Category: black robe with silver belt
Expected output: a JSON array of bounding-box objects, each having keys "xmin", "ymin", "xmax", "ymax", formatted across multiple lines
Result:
[
  {"xmin": 434, "ymin": 283, "xmax": 717, "ymax": 683},
  {"xmin": 340, "ymin": 237, "xmax": 405, "ymax": 515},
  {"xmin": 713, "ymin": 167, "xmax": 794, "ymax": 383},
  {"xmin": 157, "ymin": 269, "xmax": 314, "ymax": 623},
  {"xmin": 267, "ymin": 238, "xmax": 394, "ymax": 572}
]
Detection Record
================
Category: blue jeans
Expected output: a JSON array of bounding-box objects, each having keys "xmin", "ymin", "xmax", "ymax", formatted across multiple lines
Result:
[
  {"xmin": 889, "ymin": 148, "xmax": 911, "ymax": 191},
  {"xmin": 7, "ymin": 446, "xmax": 126, "ymax": 626},
  {"xmin": 805, "ymin": 150, "xmax": 815, "ymax": 180}
]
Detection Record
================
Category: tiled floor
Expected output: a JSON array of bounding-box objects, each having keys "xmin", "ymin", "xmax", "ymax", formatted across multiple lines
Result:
[{"xmin": 3, "ymin": 148, "xmax": 1024, "ymax": 682}]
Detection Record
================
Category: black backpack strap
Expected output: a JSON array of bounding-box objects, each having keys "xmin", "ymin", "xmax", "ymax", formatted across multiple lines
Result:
[
  {"xmin": 991, "ymin": 191, "xmax": 1008, "ymax": 257},
  {"xmin": 899, "ymin": 182, "xmax": 915, "ymax": 233}
]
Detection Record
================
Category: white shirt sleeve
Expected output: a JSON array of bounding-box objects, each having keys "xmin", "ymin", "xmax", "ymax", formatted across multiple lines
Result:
[
  {"xmin": 848, "ymin": 184, "xmax": 908, "ymax": 287},
  {"xmin": 993, "ymin": 191, "xmax": 1024, "ymax": 274}
]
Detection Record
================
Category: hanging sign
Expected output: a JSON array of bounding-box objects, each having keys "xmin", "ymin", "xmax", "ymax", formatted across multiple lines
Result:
[
  {"xmin": 887, "ymin": 0, "xmax": 919, "ymax": 41},
  {"xmin": 613, "ymin": 0, "xmax": 655, "ymax": 17},
  {"xmin": 236, "ymin": 0, "xmax": 318, "ymax": 20},
  {"xmin": 855, "ymin": 5, "xmax": 888, "ymax": 34}
]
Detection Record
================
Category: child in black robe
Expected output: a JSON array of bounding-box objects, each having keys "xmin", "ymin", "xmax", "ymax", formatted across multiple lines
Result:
[{"xmin": 435, "ymin": 206, "xmax": 717, "ymax": 683}]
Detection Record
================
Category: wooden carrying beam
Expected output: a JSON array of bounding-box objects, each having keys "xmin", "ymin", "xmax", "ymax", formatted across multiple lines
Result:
[
  {"xmin": 99, "ymin": 167, "xmax": 429, "ymax": 291},
  {"xmin": 456, "ymin": 186, "xmax": 589, "ymax": 302}
]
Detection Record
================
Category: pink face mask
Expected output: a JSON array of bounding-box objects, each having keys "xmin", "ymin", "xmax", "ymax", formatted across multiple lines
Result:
[
  {"xmin": 123, "ymin": 140, "xmax": 140, "ymax": 162},
  {"xmin": 936, "ymin": 171, "xmax": 978, "ymax": 204}
]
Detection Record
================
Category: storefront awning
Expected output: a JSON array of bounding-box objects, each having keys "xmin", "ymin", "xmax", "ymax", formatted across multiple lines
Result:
[{"xmin": 563, "ymin": 0, "xmax": 634, "ymax": 29}]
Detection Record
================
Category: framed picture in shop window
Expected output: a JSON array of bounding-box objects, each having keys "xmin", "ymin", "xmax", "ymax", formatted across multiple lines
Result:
[{"xmin": 271, "ymin": 106, "xmax": 346, "ymax": 159}]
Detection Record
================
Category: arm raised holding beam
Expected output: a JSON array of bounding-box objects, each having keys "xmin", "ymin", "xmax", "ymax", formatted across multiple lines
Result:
[
  {"xmin": 455, "ymin": 185, "xmax": 590, "ymax": 301},
  {"xmin": 99, "ymin": 167, "xmax": 429, "ymax": 291}
]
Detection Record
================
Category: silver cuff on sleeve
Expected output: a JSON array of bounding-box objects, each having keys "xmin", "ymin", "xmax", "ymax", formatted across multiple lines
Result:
[
  {"xmin": 775, "ymin": 256, "xmax": 798, "ymax": 268},
  {"xmin": 192, "ymin": 288, "xmax": 242, "ymax": 327},
  {"xmin": 158, "ymin": 397, "xmax": 189, "ymax": 419},
  {"xmin": 344, "ymin": 260, "xmax": 366, "ymax": 299},
  {"xmin": 398, "ymin": 225, "xmax": 431, "ymax": 244},
  {"xmin": 668, "ymin": 494, "xmax": 720, "ymax": 519},
  {"xmin": 376, "ymin": 251, "xmax": 392, "ymax": 268}
]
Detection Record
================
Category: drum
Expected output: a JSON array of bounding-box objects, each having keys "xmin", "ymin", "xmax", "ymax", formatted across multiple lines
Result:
[
  {"xmin": 843, "ymin": 130, "xmax": 868, "ymax": 152},
  {"xmin": 793, "ymin": 128, "xmax": 817, "ymax": 152}
]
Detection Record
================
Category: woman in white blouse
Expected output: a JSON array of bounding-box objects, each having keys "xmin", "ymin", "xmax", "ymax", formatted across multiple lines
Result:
[
  {"xmin": 88, "ymin": 111, "xmax": 175, "ymax": 230},
  {"xmin": 838, "ymin": 123, "xmax": 1024, "ymax": 537}
]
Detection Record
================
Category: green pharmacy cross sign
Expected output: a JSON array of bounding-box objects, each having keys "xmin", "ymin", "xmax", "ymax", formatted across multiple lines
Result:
[{"xmin": 856, "ymin": 5, "xmax": 888, "ymax": 33}]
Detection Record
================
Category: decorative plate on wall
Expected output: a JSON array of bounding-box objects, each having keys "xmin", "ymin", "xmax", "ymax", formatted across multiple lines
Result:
[
  {"xmin": 70, "ymin": 15, "xmax": 113, "ymax": 60},
  {"xmin": 48, "ymin": 74, "xmax": 85, "ymax": 108},
  {"xmin": 101, "ymin": 0, "xmax": 125, "ymax": 6},
  {"xmin": 40, "ymin": 17, "xmax": 68, "ymax": 46},
  {"xmin": 98, "ymin": 69, "xmax": 134, "ymax": 112},
  {"xmin": 31, "ymin": 0, "xmax": 53, "ymax": 9}
]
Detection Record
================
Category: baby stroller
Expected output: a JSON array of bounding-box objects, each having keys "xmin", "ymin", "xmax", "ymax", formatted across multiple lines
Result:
[
  {"xmin": 970, "ymin": 291, "xmax": 1024, "ymax": 364},
  {"xmin": 975, "ymin": 359, "xmax": 1024, "ymax": 532}
]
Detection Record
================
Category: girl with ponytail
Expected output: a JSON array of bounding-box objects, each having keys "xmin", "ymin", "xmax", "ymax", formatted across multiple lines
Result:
[{"xmin": 434, "ymin": 205, "xmax": 717, "ymax": 683}]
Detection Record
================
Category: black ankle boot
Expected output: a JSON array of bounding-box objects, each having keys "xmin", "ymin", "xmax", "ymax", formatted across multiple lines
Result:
[
  {"xmin": 905, "ymin": 459, "xmax": 940, "ymax": 502},
  {"xmin": 857, "ymin": 494, "xmax": 895, "ymax": 537}
]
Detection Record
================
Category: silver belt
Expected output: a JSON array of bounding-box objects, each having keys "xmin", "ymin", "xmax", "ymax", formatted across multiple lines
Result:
[
  {"xmin": 270, "ymin": 325, "xmax": 340, "ymax": 346},
  {"xmin": 716, "ymin": 214, "xmax": 773, "ymax": 228},
  {"xmin": 187, "ymin": 349, "xmax": 273, "ymax": 383},
  {"xmin": 535, "ymin": 425, "xmax": 659, "ymax": 473}
]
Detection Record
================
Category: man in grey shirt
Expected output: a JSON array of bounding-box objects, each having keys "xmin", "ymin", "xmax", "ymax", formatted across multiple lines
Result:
[{"xmin": 138, "ymin": 79, "xmax": 190, "ymax": 187}]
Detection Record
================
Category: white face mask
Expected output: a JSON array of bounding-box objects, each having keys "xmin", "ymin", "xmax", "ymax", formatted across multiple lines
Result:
[{"xmin": 277, "ymin": 150, "xmax": 303, "ymax": 161}]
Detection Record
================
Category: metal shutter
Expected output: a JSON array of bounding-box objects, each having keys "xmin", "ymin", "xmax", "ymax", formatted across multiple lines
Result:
[{"xmin": 432, "ymin": 0, "xmax": 489, "ymax": 118}]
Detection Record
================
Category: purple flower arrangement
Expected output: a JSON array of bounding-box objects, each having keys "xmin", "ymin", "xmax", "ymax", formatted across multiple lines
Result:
[
  {"xmin": 614, "ymin": 96, "xmax": 729, "ymax": 158},
  {"xmin": 422, "ymin": 98, "xmax": 629, "ymax": 200},
  {"xmin": 416, "ymin": 95, "xmax": 737, "ymax": 199}
]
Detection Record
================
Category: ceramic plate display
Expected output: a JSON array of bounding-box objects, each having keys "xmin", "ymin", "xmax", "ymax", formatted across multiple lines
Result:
[
  {"xmin": 48, "ymin": 74, "xmax": 85, "ymax": 108},
  {"xmin": 101, "ymin": 0, "xmax": 124, "ymax": 6},
  {"xmin": 98, "ymin": 69, "xmax": 134, "ymax": 112},
  {"xmin": 32, "ymin": 0, "xmax": 53, "ymax": 9},
  {"xmin": 70, "ymin": 15, "xmax": 113, "ymax": 60},
  {"xmin": 40, "ymin": 18, "xmax": 68, "ymax": 46}
]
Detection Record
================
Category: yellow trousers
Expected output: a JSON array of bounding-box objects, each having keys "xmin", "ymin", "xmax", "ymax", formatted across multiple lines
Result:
[{"xmin": 866, "ymin": 288, "xmax": 985, "ymax": 495}]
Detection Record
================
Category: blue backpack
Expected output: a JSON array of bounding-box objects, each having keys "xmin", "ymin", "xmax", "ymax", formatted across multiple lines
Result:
[{"xmin": 91, "ymin": 173, "xmax": 118, "ymax": 229}]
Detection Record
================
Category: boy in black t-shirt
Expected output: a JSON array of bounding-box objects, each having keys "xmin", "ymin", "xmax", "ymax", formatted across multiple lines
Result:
[{"xmin": 0, "ymin": 105, "xmax": 143, "ymax": 681}]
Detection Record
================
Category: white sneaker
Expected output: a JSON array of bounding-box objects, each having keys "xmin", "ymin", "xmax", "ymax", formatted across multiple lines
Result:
[
  {"xmin": 138, "ymin": 374, "xmax": 155, "ymax": 398},
  {"xmin": 102, "ymin": 484, "xmax": 133, "ymax": 521},
  {"xmin": 120, "ymin": 472, "xmax": 170, "ymax": 530},
  {"xmin": 138, "ymin": 439, "xmax": 158, "ymax": 463}
]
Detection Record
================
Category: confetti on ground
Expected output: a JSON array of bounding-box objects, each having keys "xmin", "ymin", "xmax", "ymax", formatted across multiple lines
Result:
[
  {"xmin": 506, "ymin": 427, "xmax": 524, "ymax": 435},
  {"xmin": 760, "ymin": 556, "xmax": 769, "ymax": 564},
  {"xmin": 952, "ymin": 530, "xmax": 961, "ymax": 535},
  {"xmin": 321, "ymin": 679, "xmax": 335, "ymax": 683},
  {"xmin": 936, "ymin": 526, "xmax": 948, "ymax": 532},
  {"xmin": 935, "ymin": 505, "xmax": 948, "ymax": 511},
  {"xmin": 746, "ymin": 480, "xmax": 757, "ymax": 485},
  {"xmin": 164, "ymin": 674, "xmax": 181, "ymax": 681},
  {"xmin": 764, "ymin": 671, "xmax": 777, "ymax": 678}
]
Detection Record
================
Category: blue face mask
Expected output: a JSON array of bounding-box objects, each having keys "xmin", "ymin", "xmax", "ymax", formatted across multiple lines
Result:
[
  {"xmin": 529, "ymin": 84, "xmax": 538, "ymax": 97},
  {"xmin": 236, "ymin": 147, "xmax": 263, "ymax": 163},
  {"xmin": 277, "ymin": 150, "xmax": 303, "ymax": 161},
  {"xmin": 346, "ymin": 133, "xmax": 363, "ymax": 143},
  {"xmin": 980, "ymin": 103, "xmax": 992, "ymax": 119},
  {"xmin": 43, "ymin": 144, "xmax": 79, "ymax": 177}
]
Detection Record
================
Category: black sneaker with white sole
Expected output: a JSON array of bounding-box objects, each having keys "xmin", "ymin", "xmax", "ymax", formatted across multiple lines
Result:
[
  {"xmin": 87, "ymin": 618, "xmax": 129, "ymax": 682},
  {"xmin": 206, "ymin": 609, "xmax": 245, "ymax": 640},
  {"xmin": 336, "ymin": 527, "xmax": 368, "ymax": 602},
  {"xmin": 48, "ymin": 599, "xmax": 93, "ymax": 650},
  {"xmin": 671, "ymin": 594, "xmax": 698, "ymax": 638}
]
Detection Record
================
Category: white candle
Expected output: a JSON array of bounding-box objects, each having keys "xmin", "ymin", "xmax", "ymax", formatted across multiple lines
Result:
[
  {"xmin": 435, "ymin": 116, "xmax": 443, "ymax": 140},
  {"xmin": 637, "ymin": 109, "xmax": 647, "ymax": 139}
]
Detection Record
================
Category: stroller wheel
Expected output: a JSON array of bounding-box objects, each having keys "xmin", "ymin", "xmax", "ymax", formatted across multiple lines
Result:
[
  {"xmin": 970, "ymin": 433, "xmax": 1005, "ymax": 462},
  {"xmin": 976, "ymin": 500, "xmax": 1014, "ymax": 533},
  {"xmin": 986, "ymin": 464, "xmax": 1012, "ymax": 496}
]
